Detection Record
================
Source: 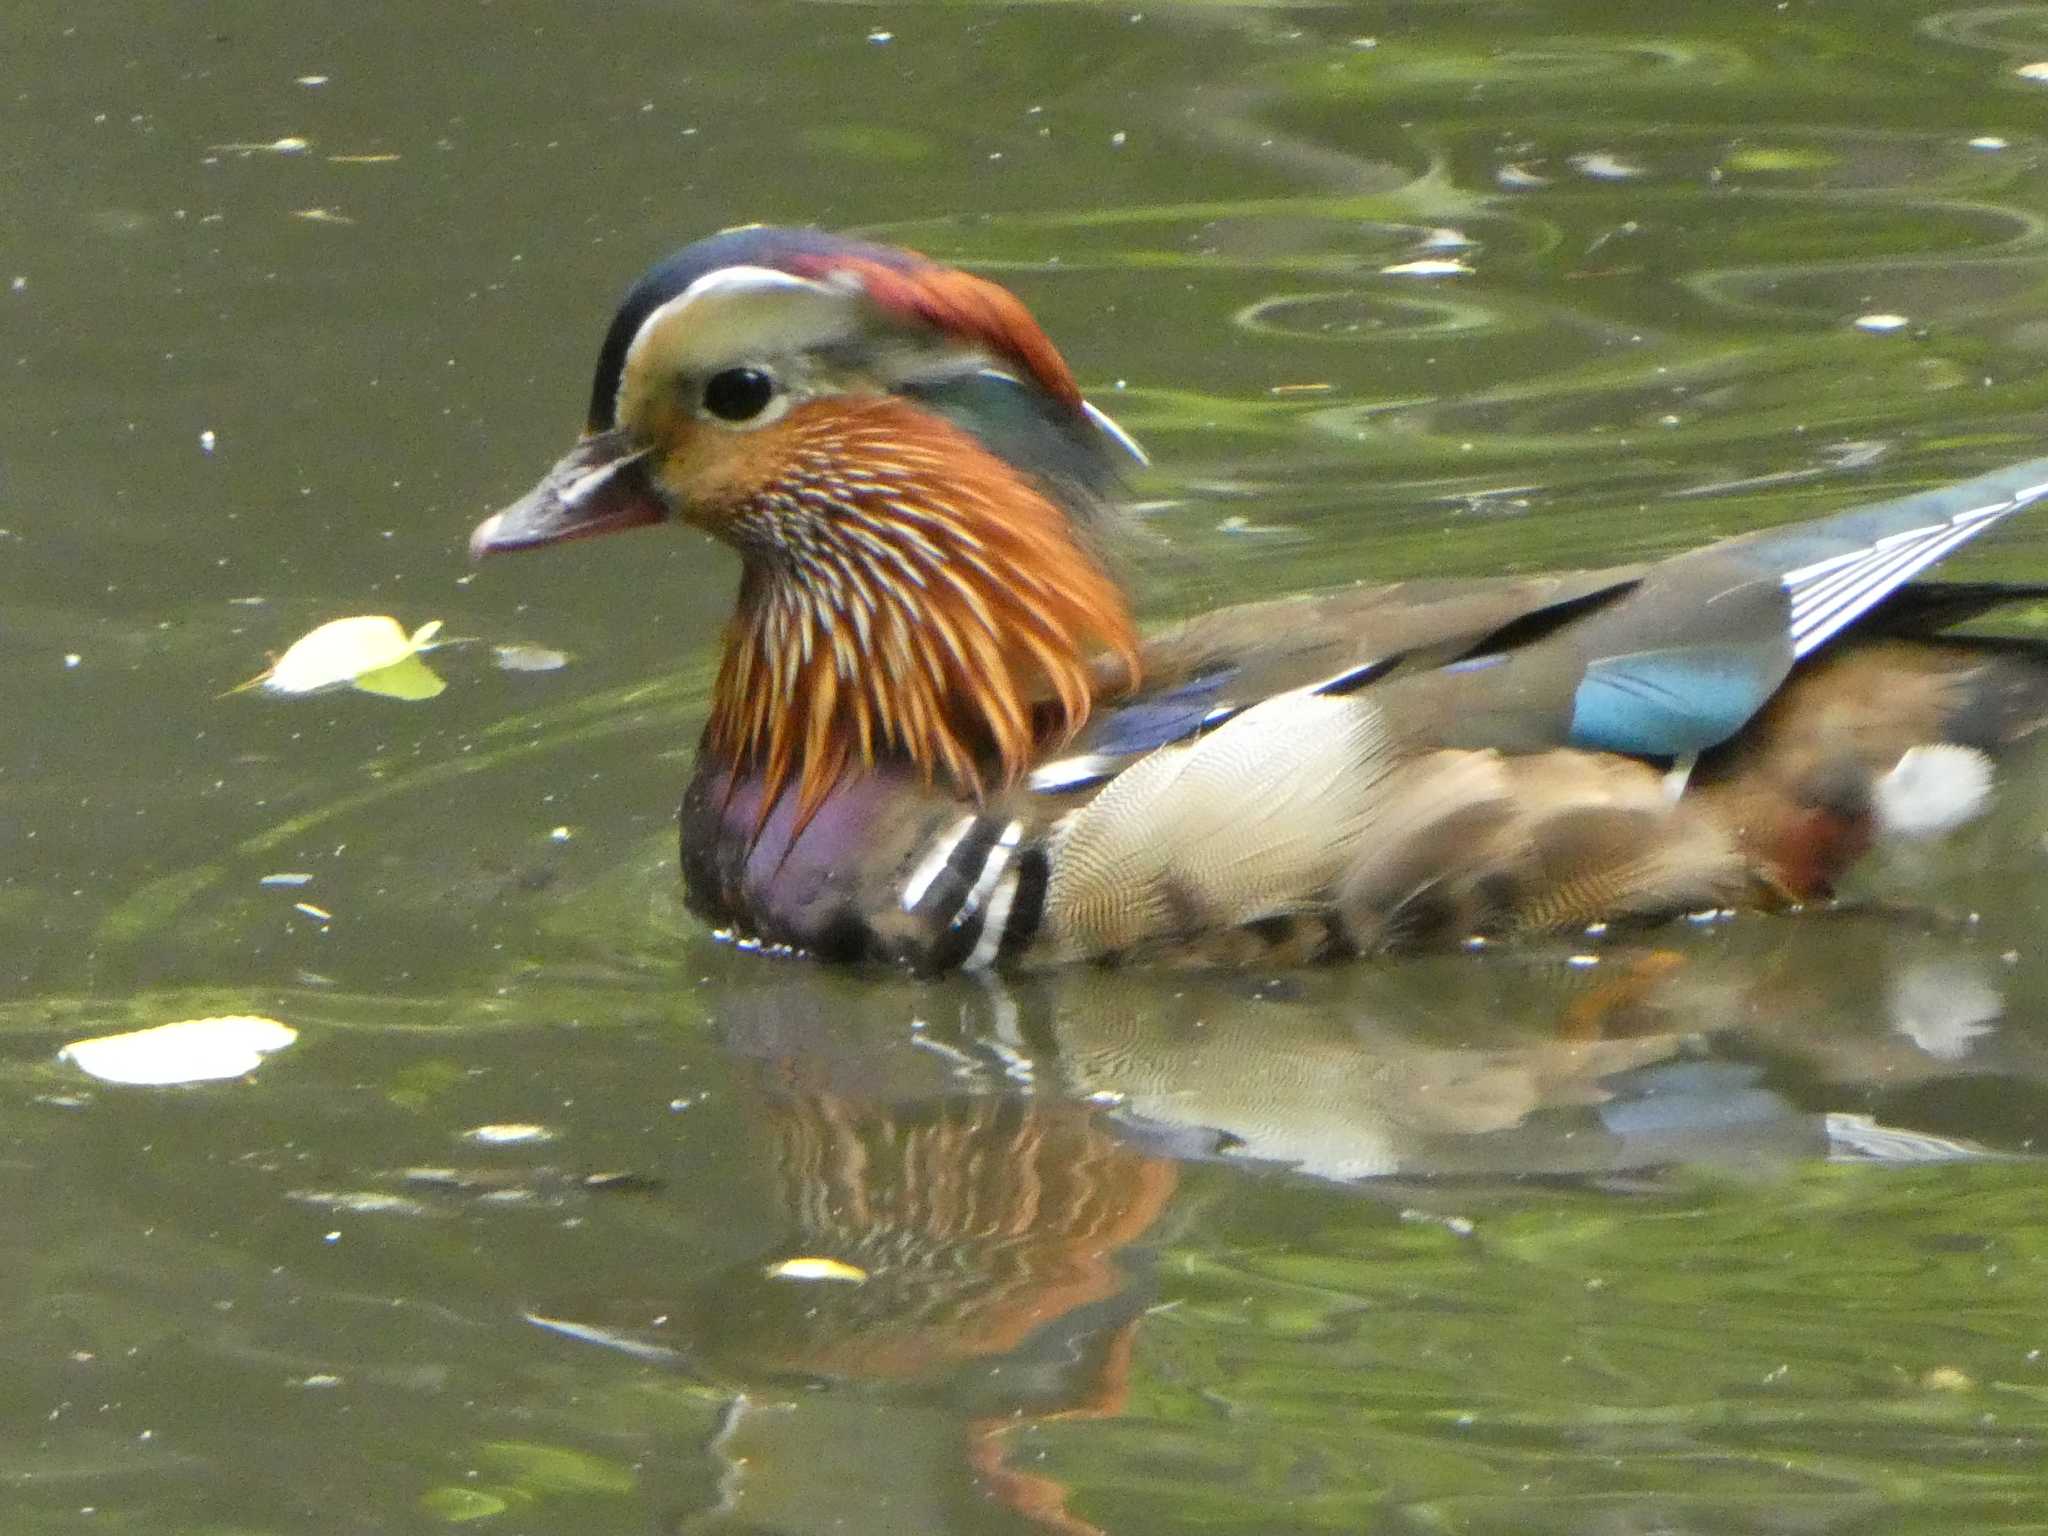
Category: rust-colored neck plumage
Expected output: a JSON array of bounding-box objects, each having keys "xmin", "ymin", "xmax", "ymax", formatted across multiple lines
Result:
[{"xmin": 705, "ymin": 396, "xmax": 1140, "ymax": 830}]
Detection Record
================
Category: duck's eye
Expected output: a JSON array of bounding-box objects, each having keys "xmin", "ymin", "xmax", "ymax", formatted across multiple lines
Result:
[{"xmin": 701, "ymin": 367, "xmax": 779, "ymax": 424}]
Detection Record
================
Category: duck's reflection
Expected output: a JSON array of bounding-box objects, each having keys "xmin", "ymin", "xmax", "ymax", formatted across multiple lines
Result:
[
  {"xmin": 711, "ymin": 1093, "xmax": 1174, "ymax": 1383},
  {"xmin": 673, "ymin": 911, "xmax": 2039, "ymax": 1532},
  {"xmin": 681, "ymin": 1001, "xmax": 1175, "ymax": 1534}
]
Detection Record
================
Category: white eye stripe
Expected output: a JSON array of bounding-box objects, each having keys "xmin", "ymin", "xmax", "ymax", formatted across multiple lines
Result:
[
  {"xmin": 624, "ymin": 268, "xmax": 852, "ymax": 382},
  {"xmin": 616, "ymin": 265, "xmax": 852, "ymax": 430}
]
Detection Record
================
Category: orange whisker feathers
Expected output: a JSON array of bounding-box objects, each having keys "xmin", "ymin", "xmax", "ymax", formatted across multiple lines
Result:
[{"xmin": 706, "ymin": 398, "xmax": 1139, "ymax": 836}]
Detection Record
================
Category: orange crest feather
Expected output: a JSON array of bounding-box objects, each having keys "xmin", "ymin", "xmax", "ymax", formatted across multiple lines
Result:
[{"xmin": 791, "ymin": 252, "xmax": 1083, "ymax": 409}]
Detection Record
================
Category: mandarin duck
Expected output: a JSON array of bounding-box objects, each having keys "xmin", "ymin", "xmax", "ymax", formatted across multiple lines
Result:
[{"xmin": 473, "ymin": 226, "xmax": 2048, "ymax": 971}]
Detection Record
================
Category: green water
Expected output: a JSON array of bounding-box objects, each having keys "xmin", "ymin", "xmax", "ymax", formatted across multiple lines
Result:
[{"xmin": 9, "ymin": 2, "xmax": 2048, "ymax": 1530}]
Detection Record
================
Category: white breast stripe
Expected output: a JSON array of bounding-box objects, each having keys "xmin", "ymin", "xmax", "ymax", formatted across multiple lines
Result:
[
  {"xmin": 900, "ymin": 814, "xmax": 978, "ymax": 912},
  {"xmin": 963, "ymin": 868, "xmax": 1021, "ymax": 971},
  {"xmin": 952, "ymin": 820, "xmax": 1023, "ymax": 931}
]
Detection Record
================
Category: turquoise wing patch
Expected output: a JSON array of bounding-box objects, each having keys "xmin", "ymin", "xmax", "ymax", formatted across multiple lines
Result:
[{"xmin": 1566, "ymin": 642, "xmax": 1793, "ymax": 757}]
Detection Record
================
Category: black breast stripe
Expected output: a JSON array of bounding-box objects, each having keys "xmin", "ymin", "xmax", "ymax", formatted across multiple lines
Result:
[
  {"xmin": 904, "ymin": 814, "xmax": 1007, "ymax": 929},
  {"xmin": 995, "ymin": 845, "xmax": 1050, "ymax": 964}
]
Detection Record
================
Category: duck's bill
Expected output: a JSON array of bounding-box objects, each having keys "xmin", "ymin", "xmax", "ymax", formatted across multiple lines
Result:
[{"xmin": 469, "ymin": 431, "xmax": 664, "ymax": 559}]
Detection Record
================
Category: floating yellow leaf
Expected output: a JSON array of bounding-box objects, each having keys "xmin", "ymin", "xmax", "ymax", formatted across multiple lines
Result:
[
  {"xmin": 352, "ymin": 653, "xmax": 445, "ymax": 700},
  {"xmin": 241, "ymin": 616, "xmax": 445, "ymax": 699},
  {"xmin": 764, "ymin": 1256, "xmax": 869, "ymax": 1284},
  {"xmin": 59, "ymin": 1015, "xmax": 297, "ymax": 1085}
]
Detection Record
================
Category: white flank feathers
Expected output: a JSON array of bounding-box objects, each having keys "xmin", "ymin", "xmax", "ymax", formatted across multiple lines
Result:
[
  {"xmin": 1872, "ymin": 744, "xmax": 1994, "ymax": 838},
  {"xmin": 1044, "ymin": 690, "xmax": 1394, "ymax": 955}
]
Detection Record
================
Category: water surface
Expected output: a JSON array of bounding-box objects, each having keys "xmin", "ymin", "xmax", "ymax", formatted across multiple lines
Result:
[{"xmin": 9, "ymin": 2, "xmax": 2048, "ymax": 1531}]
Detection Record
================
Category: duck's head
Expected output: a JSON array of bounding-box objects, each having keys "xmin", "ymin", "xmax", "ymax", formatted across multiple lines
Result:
[{"xmin": 473, "ymin": 225, "xmax": 1143, "ymax": 827}]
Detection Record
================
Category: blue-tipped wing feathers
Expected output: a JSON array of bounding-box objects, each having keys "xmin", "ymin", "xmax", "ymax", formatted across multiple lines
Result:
[{"xmin": 1560, "ymin": 455, "xmax": 2048, "ymax": 759}]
